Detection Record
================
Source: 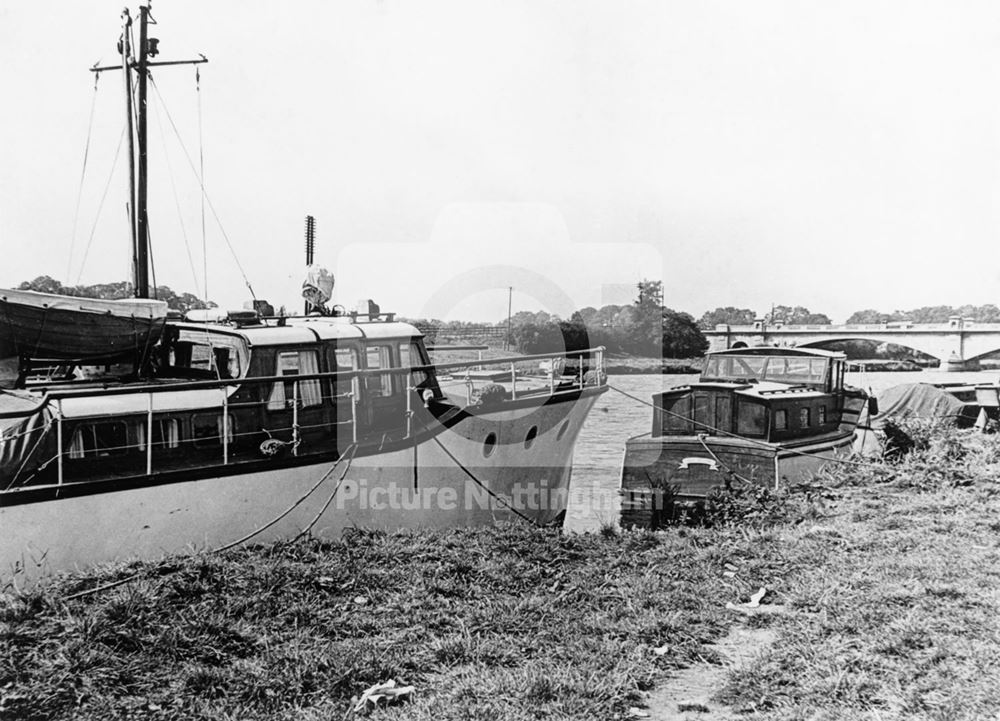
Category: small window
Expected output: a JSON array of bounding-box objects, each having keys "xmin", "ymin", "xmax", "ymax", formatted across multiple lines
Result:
[
  {"xmin": 483, "ymin": 432, "xmax": 498, "ymax": 457},
  {"xmin": 736, "ymin": 402, "xmax": 767, "ymax": 437},
  {"xmin": 192, "ymin": 414, "xmax": 235, "ymax": 447},
  {"xmin": 400, "ymin": 341, "xmax": 430, "ymax": 388},
  {"xmin": 818, "ymin": 406, "xmax": 827, "ymax": 424},
  {"xmin": 800, "ymin": 407, "xmax": 811, "ymax": 427},
  {"xmin": 68, "ymin": 422, "xmax": 129, "ymax": 459},
  {"xmin": 137, "ymin": 418, "xmax": 181, "ymax": 451},
  {"xmin": 556, "ymin": 420, "xmax": 570, "ymax": 441},
  {"xmin": 334, "ymin": 348, "xmax": 358, "ymax": 397},
  {"xmin": 660, "ymin": 395, "xmax": 693, "ymax": 434},
  {"xmin": 774, "ymin": 409, "xmax": 788, "ymax": 430},
  {"xmin": 365, "ymin": 345, "xmax": 394, "ymax": 397},
  {"xmin": 267, "ymin": 350, "xmax": 322, "ymax": 410},
  {"xmin": 524, "ymin": 426, "xmax": 538, "ymax": 449}
]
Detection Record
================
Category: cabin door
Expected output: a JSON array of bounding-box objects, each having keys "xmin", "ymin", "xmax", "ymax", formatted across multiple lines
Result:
[
  {"xmin": 359, "ymin": 343, "xmax": 408, "ymax": 439},
  {"xmin": 265, "ymin": 348, "xmax": 331, "ymax": 449}
]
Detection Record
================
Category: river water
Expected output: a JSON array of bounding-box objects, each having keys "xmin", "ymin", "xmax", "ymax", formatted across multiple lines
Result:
[{"xmin": 563, "ymin": 368, "xmax": 1000, "ymax": 532}]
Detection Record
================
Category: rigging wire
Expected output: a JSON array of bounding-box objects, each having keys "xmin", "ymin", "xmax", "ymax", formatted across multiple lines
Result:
[
  {"xmin": 148, "ymin": 74, "xmax": 257, "ymax": 299},
  {"xmin": 149, "ymin": 74, "xmax": 203, "ymax": 298},
  {"xmin": 75, "ymin": 125, "xmax": 128, "ymax": 285},
  {"xmin": 66, "ymin": 73, "xmax": 101, "ymax": 284}
]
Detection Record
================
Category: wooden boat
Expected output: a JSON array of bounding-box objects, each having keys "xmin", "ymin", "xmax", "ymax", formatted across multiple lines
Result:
[
  {"xmin": 0, "ymin": 289, "xmax": 167, "ymax": 377},
  {"xmin": 0, "ymin": 5, "xmax": 607, "ymax": 587},
  {"xmin": 620, "ymin": 346, "xmax": 867, "ymax": 528}
]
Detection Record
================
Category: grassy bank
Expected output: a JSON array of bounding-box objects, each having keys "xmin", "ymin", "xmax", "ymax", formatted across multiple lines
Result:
[{"xmin": 3, "ymin": 425, "xmax": 1000, "ymax": 719}]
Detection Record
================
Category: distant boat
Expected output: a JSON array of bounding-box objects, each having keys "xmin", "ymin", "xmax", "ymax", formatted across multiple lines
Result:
[
  {"xmin": 620, "ymin": 346, "xmax": 868, "ymax": 528},
  {"xmin": 0, "ymin": 289, "xmax": 167, "ymax": 385}
]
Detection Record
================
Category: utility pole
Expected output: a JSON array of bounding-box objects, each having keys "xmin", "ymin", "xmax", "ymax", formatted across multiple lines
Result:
[{"xmin": 506, "ymin": 286, "xmax": 513, "ymax": 351}]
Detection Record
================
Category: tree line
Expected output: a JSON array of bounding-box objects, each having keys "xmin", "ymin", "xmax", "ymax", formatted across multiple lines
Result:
[
  {"xmin": 17, "ymin": 275, "xmax": 215, "ymax": 313},
  {"xmin": 19, "ymin": 274, "xmax": 1000, "ymax": 358}
]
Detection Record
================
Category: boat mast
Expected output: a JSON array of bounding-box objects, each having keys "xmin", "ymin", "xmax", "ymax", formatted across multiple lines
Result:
[
  {"xmin": 135, "ymin": 4, "xmax": 151, "ymax": 299},
  {"xmin": 120, "ymin": 9, "xmax": 141, "ymax": 297},
  {"xmin": 92, "ymin": 4, "xmax": 208, "ymax": 300}
]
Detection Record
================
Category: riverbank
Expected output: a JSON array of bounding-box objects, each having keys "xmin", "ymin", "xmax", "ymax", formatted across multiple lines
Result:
[
  {"xmin": 603, "ymin": 355, "xmax": 701, "ymax": 375},
  {"xmin": 3, "ymin": 424, "xmax": 998, "ymax": 719}
]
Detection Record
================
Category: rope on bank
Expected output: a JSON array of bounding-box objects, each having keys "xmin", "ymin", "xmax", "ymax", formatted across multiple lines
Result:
[{"xmin": 607, "ymin": 383, "xmax": 883, "ymax": 469}]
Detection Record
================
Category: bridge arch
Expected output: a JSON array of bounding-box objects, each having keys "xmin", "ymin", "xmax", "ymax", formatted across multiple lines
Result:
[{"xmin": 794, "ymin": 336, "xmax": 937, "ymax": 358}]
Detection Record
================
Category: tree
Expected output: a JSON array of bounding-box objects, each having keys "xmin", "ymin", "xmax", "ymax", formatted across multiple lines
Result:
[
  {"xmin": 766, "ymin": 305, "xmax": 831, "ymax": 325},
  {"xmin": 17, "ymin": 276, "xmax": 214, "ymax": 312},
  {"xmin": 698, "ymin": 306, "xmax": 756, "ymax": 329},
  {"xmin": 662, "ymin": 309, "xmax": 708, "ymax": 358}
]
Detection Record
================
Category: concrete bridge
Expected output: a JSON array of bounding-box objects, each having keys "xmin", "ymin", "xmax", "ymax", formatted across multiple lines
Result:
[{"xmin": 704, "ymin": 317, "xmax": 1000, "ymax": 371}]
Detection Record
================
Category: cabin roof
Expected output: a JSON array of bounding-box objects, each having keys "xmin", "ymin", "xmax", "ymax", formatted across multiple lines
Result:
[
  {"xmin": 709, "ymin": 346, "xmax": 845, "ymax": 359},
  {"xmin": 169, "ymin": 319, "xmax": 422, "ymax": 347}
]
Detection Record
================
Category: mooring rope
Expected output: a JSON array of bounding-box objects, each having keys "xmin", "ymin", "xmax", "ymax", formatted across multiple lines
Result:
[
  {"xmin": 64, "ymin": 445, "xmax": 357, "ymax": 601},
  {"xmin": 415, "ymin": 414, "xmax": 540, "ymax": 527}
]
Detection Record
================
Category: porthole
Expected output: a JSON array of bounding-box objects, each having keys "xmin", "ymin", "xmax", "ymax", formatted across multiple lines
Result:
[
  {"xmin": 482, "ymin": 432, "xmax": 498, "ymax": 457},
  {"xmin": 556, "ymin": 420, "xmax": 570, "ymax": 441},
  {"xmin": 524, "ymin": 425, "xmax": 538, "ymax": 449}
]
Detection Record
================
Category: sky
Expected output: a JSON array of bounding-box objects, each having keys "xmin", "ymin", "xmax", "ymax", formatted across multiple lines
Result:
[{"xmin": 2, "ymin": 1, "xmax": 1000, "ymax": 323}]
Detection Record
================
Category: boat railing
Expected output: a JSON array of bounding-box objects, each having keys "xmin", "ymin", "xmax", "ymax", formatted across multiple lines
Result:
[{"xmin": 2, "ymin": 347, "xmax": 605, "ymax": 490}]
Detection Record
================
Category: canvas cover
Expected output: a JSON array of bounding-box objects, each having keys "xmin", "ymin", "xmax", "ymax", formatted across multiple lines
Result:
[
  {"xmin": 0, "ymin": 390, "xmax": 53, "ymax": 487},
  {"xmin": 302, "ymin": 265, "xmax": 335, "ymax": 309},
  {"xmin": 872, "ymin": 383, "xmax": 978, "ymax": 428}
]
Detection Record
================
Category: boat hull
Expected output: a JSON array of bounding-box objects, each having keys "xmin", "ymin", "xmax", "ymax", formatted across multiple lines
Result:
[
  {"xmin": 619, "ymin": 430, "xmax": 854, "ymax": 528},
  {"xmin": 1, "ymin": 388, "xmax": 600, "ymax": 588}
]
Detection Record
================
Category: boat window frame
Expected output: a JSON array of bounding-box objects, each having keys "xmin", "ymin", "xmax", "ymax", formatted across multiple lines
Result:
[
  {"xmin": 191, "ymin": 413, "xmax": 236, "ymax": 448},
  {"xmin": 735, "ymin": 400, "xmax": 768, "ymax": 438},
  {"xmin": 67, "ymin": 420, "xmax": 131, "ymax": 459}
]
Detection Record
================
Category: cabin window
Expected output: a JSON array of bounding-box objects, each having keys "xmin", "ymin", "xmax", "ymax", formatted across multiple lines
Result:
[
  {"xmin": 774, "ymin": 409, "xmax": 788, "ymax": 430},
  {"xmin": 800, "ymin": 408, "xmax": 811, "ymax": 427},
  {"xmin": 192, "ymin": 414, "xmax": 235, "ymax": 447},
  {"xmin": 818, "ymin": 406, "xmax": 827, "ymax": 424},
  {"xmin": 68, "ymin": 422, "xmax": 129, "ymax": 459},
  {"xmin": 660, "ymin": 395, "xmax": 693, "ymax": 433},
  {"xmin": 365, "ymin": 345, "xmax": 394, "ymax": 397},
  {"xmin": 736, "ymin": 402, "xmax": 767, "ymax": 437},
  {"xmin": 267, "ymin": 350, "xmax": 322, "ymax": 410},
  {"xmin": 136, "ymin": 418, "xmax": 181, "ymax": 451},
  {"xmin": 334, "ymin": 348, "xmax": 358, "ymax": 398},
  {"xmin": 170, "ymin": 334, "xmax": 243, "ymax": 378},
  {"xmin": 399, "ymin": 342, "xmax": 430, "ymax": 388}
]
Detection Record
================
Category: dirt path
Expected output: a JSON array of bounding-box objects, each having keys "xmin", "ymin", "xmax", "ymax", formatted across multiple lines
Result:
[{"xmin": 640, "ymin": 605, "xmax": 785, "ymax": 720}]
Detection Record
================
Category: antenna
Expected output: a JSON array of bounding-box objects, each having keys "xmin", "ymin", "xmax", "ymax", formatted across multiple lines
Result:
[
  {"xmin": 305, "ymin": 215, "xmax": 316, "ymax": 266},
  {"xmin": 304, "ymin": 215, "xmax": 316, "ymax": 314}
]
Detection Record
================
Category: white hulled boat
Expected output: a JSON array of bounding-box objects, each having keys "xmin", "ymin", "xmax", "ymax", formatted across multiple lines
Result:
[{"xmin": 0, "ymin": 5, "xmax": 607, "ymax": 587}]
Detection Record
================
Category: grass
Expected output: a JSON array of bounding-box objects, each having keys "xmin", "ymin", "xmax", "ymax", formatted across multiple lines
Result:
[
  {"xmin": 4, "ymin": 422, "xmax": 1000, "ymax": 719},
  {"xmin": 0, "ymin": 524, "xmax": 794, "ymax": 720},
  {"xmin": 717, "ymin": 425, "xmax": 1000, "ymax": 720}
]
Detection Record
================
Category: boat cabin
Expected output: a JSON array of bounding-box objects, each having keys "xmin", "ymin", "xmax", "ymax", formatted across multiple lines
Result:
[
  {"xmin": 651, "ymin": 347, "xmax": 850, "ymax": 443},
  {"xmin": 0, "ymin": 315, "xmax": 442, "ymax": 489}
]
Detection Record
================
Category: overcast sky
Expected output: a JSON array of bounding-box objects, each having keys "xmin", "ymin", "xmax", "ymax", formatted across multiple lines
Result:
[{"xmin": 2, "ymin": 1, "xmax": 999, "ymax": 322}]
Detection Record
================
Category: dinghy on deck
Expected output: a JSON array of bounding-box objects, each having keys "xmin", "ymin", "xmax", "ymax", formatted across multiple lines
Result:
[{"xmin": 0, "ymin": 289, "xmax": 168, "ymax": 387}]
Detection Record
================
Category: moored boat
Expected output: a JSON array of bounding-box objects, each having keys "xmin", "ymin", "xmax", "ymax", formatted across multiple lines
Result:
[
  {"xmin": 619, "ymin": 346, "xmax": 867, "ymax": 528},
  {"xmin": 0, "ymin": 4, "xmax": 607, "ymax": 587}
]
